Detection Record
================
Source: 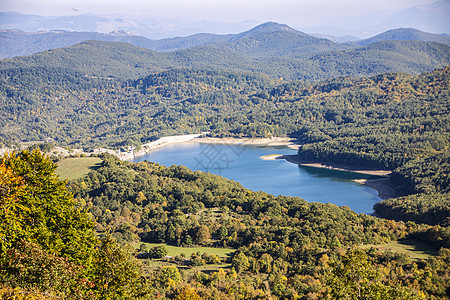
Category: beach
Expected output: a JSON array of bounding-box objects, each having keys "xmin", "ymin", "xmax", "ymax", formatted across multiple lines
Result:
[
  {"xmin": 190, "ymin": 136, "xmax": 300, "ymax": 150},
  {"xmin": 353, "ymin": 178, "xmax": 398, "ymax": 200},
  {"xmin": 280, "ymin": 155, "xmax": 391, "ymax": 177}
]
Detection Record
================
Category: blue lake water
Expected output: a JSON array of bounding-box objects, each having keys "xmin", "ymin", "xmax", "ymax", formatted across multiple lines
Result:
[{"xmin": 132, "ymin": 143, "xmax": 381, "ymax": 214}]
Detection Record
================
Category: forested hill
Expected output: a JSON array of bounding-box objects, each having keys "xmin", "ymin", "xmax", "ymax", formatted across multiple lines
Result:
[
  {"xmin": 0, "ymin": 66, "xmax": 447, "ymax": 151},
  {"xmin": 1, "ymin": 64, "xmax": 449, "ymax": 219},
  {"xmin": 0, "ymin": 22, "xmax": 303, "ymax": 59},
  {"xmin": 201, "ymin": 26, "xmax": 345, "ymax": 58},
  {"xmin": 3, "ymin": 23, "xmax": 450, "ymax": 61},
  {"xmin": 2, "ymin": 149, "xmax": 449, "ymax": 299},
  {"xmin": 1, "ymin": 23, "xmax": 449, "ymax": 300},
  {"xmin": 1, "ymin": 38, "xmax": 449, "ymax": 80},
  {"xmin": 352, "ymin": 28, "xmax": 450, "ymax": 46}
]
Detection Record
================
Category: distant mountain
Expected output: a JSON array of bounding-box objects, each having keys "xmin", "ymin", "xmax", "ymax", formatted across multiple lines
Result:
[
  {"xmin": 230, "ymin": 22, "xmax": 301, "ymax": 40},
  {"xmin": 353, "ymin": 28, "xmax": 450, "ymax": 46},
  {"xmin": 311, "ymin": 34, "xmax": 361, "ymax": 43},
  {"xmin": 381, "ymin": 1, "xmax": 450, "ymax": 34},
  {"xmin": 0, "ymin": 29, "xmax": 234, "ymax": 59},
  {"xmin": 0, "ymin": 12, "xmax": 110, "ymax": 33},
  {"xmin": 1, "ymin": 39, "xmax": 448, "ymax": 81},
  {"xmin": 203, "ymin": 22, "xmax": 347, "ymax": 58},
  {"xmin": 0, "ymin": 11, "xmax": 259, "ymax": 39},
  {"xmin": 301, "ymin": 0, "xmax": 450, "ymax": 38},
  {"xmin": 0, "ymin": 22, "xmax": 344, "ymax": 59},
  {"xmin": 0, "ymin": 29, "xmax": 156, "ymax": 59},
  {"xmin": 311, "ymin": 40, "xmax": 450, "ymax": 76}
]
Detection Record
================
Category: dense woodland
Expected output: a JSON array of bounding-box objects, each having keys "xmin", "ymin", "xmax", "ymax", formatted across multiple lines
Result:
[
  {"xmin": 0, "ymin": 28, "xmax": 449, "ymax": 298},
  {"xmin": 1, "ymin": 150, "xmax": 449, "ymax": 299},
  {"xmin": 0, "ymin": 37, "xmax": 449, "ymax": 81},
  {"xmin": 1, "ymin": 64, "xmax": 448, "ymax": 226}
]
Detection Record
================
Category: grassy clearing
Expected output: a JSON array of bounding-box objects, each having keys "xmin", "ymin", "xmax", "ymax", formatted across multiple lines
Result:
[
  {"xmin": 55, "ymin": 157, "xmax": 102, "ymax": 180},
  {"xmin": 191, "ymin": 208, "xmax": 233, "ymax": 222},
  {"xmin": 140, "ymin": 259, "xmax": 231, "ymax": 277},
  {"xmin": 362, "ymin": 239, "xmax": 439, "ymax": 260},
  {"xmin": 133, "ymin": 242, "xmax": 235, "ymax": 258}
]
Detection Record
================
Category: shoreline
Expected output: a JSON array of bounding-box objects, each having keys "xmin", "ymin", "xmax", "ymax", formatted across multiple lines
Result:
[
  {"xmin": 7, "ymin": 134, "xmax": 398, "ymax": 200},
  {"xmin": 188, "ymin": 136, "xmax": 300, "ymax": 150},
  {"xmin": 352, "ymin": 178, "xmax": 398, "ymax": 200},
  {"xmin": 279, "ymin": 155, "xmax": 395, "ymax": 199},
  {"xmin": 125, "ymin": 135, "xmax": 397, "ymax": 200},
  {"xmin": 280, "ymin": 155, "xmax": 391, "ymax": 177}
]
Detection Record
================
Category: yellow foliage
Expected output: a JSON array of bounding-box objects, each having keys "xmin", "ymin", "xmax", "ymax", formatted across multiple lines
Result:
[
  {"xmin": 0, "ymin": 286, "xmax": 53, "ymax": 300},
  {"xmin": 174, "ymin": 285, "xmax": 203, "ymax": 300}
]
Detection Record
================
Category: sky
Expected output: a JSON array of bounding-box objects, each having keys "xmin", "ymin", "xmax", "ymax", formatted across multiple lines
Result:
[{"xmin": 0, "ymin": 0, "xmax": 438, "ymax": 27}]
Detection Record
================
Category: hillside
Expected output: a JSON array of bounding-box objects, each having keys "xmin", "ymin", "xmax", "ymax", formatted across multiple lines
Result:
[
  {"xmin": 205, "ymin": 30, "xmax": 345, "ymax": 58},
  {"xmin": 353, "ymin": 28, "xmax": 450, "ymax": 46},
  {"xmin": 2, "ymin": 22, "xmax": 449, "ymax": 66},
  {"xmin": 2, "ymin": 149, "xmax": 449, "ymax": 299},
  {"xmin": 0, "ymin": 41, "xmax": 171, "ymax": 79},
  {"xmin": 0, "ymin": 29, "xmax": 159, "ymax": 59},
  {"xmin": 1, "ymin": 38, "xmax": 449, "ymax": 81},
  {"xmin": 311, "ymin": 40, "xmax": 450, "ymax": 76},
  {"xmin": 0, "ymin": 22, "xmax": 325, "ymax": 59},
  {"xmin": 1, "ymin": 64, "xmax": 448, "ymax": 206},
  {"xmin": 200, "ymin": 22, "xmax": 347, "ymax": 58}
]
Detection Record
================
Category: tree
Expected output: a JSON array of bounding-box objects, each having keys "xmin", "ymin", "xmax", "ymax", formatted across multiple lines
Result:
[
  {"xmin": 91, "ymin": 233, "xmax": 145, "ymax": 299},
  {"xmin": 0, "ymin": 150, "xmax": 96, "ymax": 265},
  {"xmin": 194, "ymin": 225, "xmax": 211, "ymax": 245},
  {"xmin": 149, "ymin": 245, "xmax": 168, "ymax": 259},
  {"xmin": 232, "ymin": 252, "xmax": 249, "ymax": 273},
  {"xmin": 135, "ymin": 191, "xmax": 147, "ymax": 204},
  {"xmin": 153, "ymin": 266, "xmax": 182, "ymax": 288},
  {"xmin": 326, "ymin": 248, "xmax": 423, "ymax": 300},
  {"xmin": 0, "ymin": 150, "xmax": 153, "ymax": 299},
  {"xmin": 174, "ymin": 285, "xmax": 202, "ymax": 300}
]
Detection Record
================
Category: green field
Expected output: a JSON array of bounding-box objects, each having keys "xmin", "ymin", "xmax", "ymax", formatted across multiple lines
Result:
[
  {"xmin": 133, "ymin": 242, "xmax": 235, "ymax": 258},
  {"xmin": 55, "ymin": 157, "xmax": 102, "ymax": 180},
  {"xmin": 134, "ymin": 242, "xmax": 235, "ymax": 277},
  {"xmin": 140, "ymin": 259, "xmax": 232, "ymax": 277},
  {"xmin": 362, "ymin": 239, "xmax": 439, "ymax": 260}
]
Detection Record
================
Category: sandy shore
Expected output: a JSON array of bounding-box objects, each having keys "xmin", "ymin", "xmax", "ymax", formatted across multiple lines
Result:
[
  {"xmin": 190, "ymin": 137, "xmax": 300, "ymax": 150},
  {"xmin": 277, "ymin": 155, "xmax": 396, "ymax": 199},
  {"xmin": 353, "ymin": 178, "xmax": 398, "ymax": 200},
  {"xmin": 260, "ymin": 154, "xmax": 284, "ymax": 160},
  {"xmin": 127, "ymin": 133, "xmax": 206, "ymax": 160},
  {"xmin": 280, "ymin": 155, "xmax": 391, "ymax": 176},
  {"xmin": 112, "ymin": 135, "xmax": 298, "ymax": 161}
]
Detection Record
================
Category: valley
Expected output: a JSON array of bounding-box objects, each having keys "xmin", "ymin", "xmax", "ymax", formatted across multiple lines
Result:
[{"xmin": 0, "ymin": 17, "xmax": 449, "ymax": 300}]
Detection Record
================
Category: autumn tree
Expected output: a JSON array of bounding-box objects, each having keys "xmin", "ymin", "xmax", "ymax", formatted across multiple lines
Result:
[
  {"xmin": 0, "ymin": 150, "xmax": 96, "ymax": 266},
  {"xmin": 326, "ymin": 248, "xmax": 423, "ymax": 300}
]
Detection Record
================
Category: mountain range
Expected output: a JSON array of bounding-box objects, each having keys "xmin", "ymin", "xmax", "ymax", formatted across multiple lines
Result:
[
  {"xmin": 304, "ymin": 0, "xmax": 450, "ymax": 38},
  {"xmin": 1, "ymin": 1, "xmax": 448, "ymax": 39},
  {"xmin": 1, "ymin": 21, "xmax": 450, "ymax": 66},
  {"xmin": 1, "ymin": 34, "xmax": 448, "ymax": 82}
]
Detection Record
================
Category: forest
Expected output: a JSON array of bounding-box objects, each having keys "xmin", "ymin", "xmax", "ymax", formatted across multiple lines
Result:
[
  {"xmin": 1, "ymin": 65, "xmax": 448, "ymax": 226},
  {"xmin": 0, "ymin": 32, "xmax": 448, "ymax": 298},
  {"xmin": 1, "ymin": 150, "xmax": 449, "ymax": 299}
]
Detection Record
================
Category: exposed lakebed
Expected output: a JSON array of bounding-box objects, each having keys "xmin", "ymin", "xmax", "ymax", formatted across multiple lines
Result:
[{"xmin": 132, "ymin": 143, "xmax": 382, "ymax": 214}]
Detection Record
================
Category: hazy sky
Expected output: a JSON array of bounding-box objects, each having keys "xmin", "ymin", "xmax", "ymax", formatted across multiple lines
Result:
[{"xmin": 1, "ymin": 0, "xmax": 438, "ymax": 26}]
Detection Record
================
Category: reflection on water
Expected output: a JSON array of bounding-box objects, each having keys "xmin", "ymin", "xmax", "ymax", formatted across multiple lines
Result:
[{"xmin": 132, "ymin": 143, "xmax": 381, "ymax": 214}]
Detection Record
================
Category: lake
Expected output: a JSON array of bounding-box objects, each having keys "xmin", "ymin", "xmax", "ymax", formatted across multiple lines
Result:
[{"xmin": 132, "ymin": 142, "xmax": 381, "ymax": 214}]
